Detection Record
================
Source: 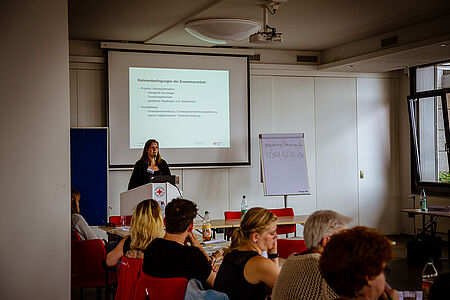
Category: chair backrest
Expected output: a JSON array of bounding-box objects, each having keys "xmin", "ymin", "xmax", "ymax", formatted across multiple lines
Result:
[
  {"xmin": 109, "ymin": 215, "xmax": 122, "ymax": 226},
  {"xmin": 71, "ymin": 239, "xmax": 106, "ymax": 277},
  {"xmin": 71, "ymin": 230, "xmax": 82, "ymax": 241},
  {"xmin": 269, "ymin": 208, "xmax": 295, "ymax": 235},
  {"xmin": 115, "ymin": 257, "xmax": 143, "ymax": 300},
  {"xmin": 269, "ymin": 208, "xmax": 294, "ymax": 217},
  {"xmin": 277, "ymin": 238, "xmax": 307, "ymax": 259},
  {"xmin": 109, "ymin": 215, "xmax": 132, "ymax": 226},
  {"xmin": 224, "ymin": 211, "xmax": 241, "ymax": 220},
  {"xmin": 133, "ymin": 272, "xmax": 188, "ymax": 300}
]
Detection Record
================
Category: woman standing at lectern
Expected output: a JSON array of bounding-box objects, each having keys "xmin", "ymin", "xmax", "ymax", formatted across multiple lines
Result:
[{"xmin": 128, "ymin": 139, "xmax": 171, "ymax": 190}]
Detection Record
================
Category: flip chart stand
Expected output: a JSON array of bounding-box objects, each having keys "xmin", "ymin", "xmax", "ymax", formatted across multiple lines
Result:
[{"xmin": 259, "ymin": 133, "xmax": 310, "ymax": 207}]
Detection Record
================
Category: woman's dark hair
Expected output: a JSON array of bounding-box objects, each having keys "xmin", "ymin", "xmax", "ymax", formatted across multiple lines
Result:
[
  {"xmin": 319, "ymin": 226, "xmax": 393, "ymax": 298},
  {"xmin": 140, "ymin": 139, "xmax": 162, "ymax": 165},
  {"xmin": 71, "ymin": 188, "xmax": 80, "ymax": 214}
]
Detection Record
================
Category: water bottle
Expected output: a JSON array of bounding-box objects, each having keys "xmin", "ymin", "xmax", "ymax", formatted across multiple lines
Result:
[
  {"xmin": 420, "ymin": 189, "xmax": 428, "ymax": 211},
  {"xmin": 422, "ymin": 258, "xmax": 438, "ymax": 300},
  {"xmin": 241, "ymin": 195, "xmax": 248, "ymax": 219},
  {"xmin": 202, "ymin": 211, "xmax": 212, "ymax": 242},
  {"xmin": 160, "ymin": 201, "xmax": 165, "ymax": 218}
]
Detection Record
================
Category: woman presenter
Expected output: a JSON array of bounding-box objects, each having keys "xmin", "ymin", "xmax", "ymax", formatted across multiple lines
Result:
[{"xmin": 128, "ymin": 139, "xmax": 171, "ymax": 190}]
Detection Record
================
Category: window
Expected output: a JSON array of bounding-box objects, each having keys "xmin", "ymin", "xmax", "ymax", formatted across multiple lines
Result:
[{"xmin": 408, "ymin": 61, "xmax": 450, "ymax": 195}]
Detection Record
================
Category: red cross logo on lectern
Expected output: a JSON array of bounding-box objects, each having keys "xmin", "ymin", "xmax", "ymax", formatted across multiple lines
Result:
[{"xmin": 155, "ymin": 187, "xmax": 165, "ymax": 197}]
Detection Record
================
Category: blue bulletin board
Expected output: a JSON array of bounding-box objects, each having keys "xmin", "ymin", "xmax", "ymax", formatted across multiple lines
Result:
[{"xmin": 70, "ymin": 128, "xmax": 108, "ymax": 226}]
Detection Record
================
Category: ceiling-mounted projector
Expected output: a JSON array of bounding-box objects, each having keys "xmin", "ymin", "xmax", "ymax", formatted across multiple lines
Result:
[
  {"xmin": 250, "ymin": 0, "xmax": 285, "ymax": 44},
  {"xmin": 250, "ymin": 26, "xmax": 283, "ymax": 43}
]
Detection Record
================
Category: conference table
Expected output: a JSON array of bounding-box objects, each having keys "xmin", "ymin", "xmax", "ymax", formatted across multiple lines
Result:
[
  {"xmin": 400, "ymin": 208, "xmax": 450, "ymax": 238},
  {"xmin": 99, "ymin": 214, "xmax": 309, "ymax": 240}
]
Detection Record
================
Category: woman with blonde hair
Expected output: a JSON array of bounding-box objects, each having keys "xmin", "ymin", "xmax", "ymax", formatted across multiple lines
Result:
[
  {"xmin": 106, "ymin": 199, "xmax": 164, "ymax": 266},
  {"xmin": 214, "ymin": 207, "xmax": 279, "ymax": 300}
]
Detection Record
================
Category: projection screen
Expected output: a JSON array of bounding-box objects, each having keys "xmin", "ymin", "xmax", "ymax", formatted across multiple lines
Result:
[{"xmin": 108, "ymin": 50, "xmax": 250, "ymax": 168}]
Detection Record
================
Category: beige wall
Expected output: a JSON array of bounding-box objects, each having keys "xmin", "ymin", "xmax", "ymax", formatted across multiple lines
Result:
[
  {"xmin": 0, "ymin": 1, "xmax": 70, "ymax": 298},
  {"xmin": 69, "ymin": 42, "xmax": 400, "ymax": 234}
]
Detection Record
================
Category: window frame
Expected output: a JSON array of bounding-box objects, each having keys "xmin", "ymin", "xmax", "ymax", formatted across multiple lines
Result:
[{"xmin": 409, "ymin": 62, "xmax": 450, "ymax": 195}]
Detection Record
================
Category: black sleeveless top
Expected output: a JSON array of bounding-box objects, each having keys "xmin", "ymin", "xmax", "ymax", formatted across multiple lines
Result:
[{"xmin": 214, "ymin": 250, "xmax": 268, "ymax": 300}]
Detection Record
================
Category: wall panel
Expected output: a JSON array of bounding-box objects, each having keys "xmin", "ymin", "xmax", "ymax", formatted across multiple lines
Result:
[
  {"xmin": 272, "ymin": 76, "xmax": 316, "ymax": 215},
  {"xmin": 228, "ymin": 76, "xmax": 274, "ymax": 211},
  {"xmin": 357, "ymin": 78, "xmax": 398, "ymax": 233},
  {"xmin": 77, "ymin": 69, "xmax": 106, "ymax": 126},
  {"xmin": 315, "ymin": 77, "xmax": 359, "ymax": 224},
  {"xmin": 182, "ymin": 169, "xmax": 229, "ymax": 220}
]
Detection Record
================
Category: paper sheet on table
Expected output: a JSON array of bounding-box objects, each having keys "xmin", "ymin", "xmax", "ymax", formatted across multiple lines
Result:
[
  {"xmin": 112, "ymin": 226, "xmax": 130, "ymax": 231},
  {"xmin": 203, "ymin": 239, "xmax": 227, "ymax": 245}
]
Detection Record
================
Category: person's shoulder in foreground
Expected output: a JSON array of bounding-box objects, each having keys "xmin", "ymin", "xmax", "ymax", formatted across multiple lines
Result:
[{"xmin": 272, "ymin": 209, "xmax": 351, "ymax": 300}]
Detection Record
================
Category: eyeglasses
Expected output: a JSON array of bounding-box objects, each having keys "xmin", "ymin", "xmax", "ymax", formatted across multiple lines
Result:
[{"xmin": 384, "ymin": 266, "xmax": 391, "ymax": 278}]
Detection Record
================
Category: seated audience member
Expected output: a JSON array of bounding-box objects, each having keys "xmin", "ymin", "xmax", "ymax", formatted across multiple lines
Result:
[
  {"xmin": 429, "ymin": 272, "xmax": 450, "ymax": 300},
  {"xmin": 272, "ymin": 210, "xmax": 351, "ymax": 300},
  {"xmin": 319, "ymin": 226, "xmax": 399, "ymax": 300},
  {"xmin": 142, "ymin": 198, "xmax": 217, "ymax": 288},
  {"xmin": 214, "ymin": 207, "xmax": 280, "ymax": 300},
  {"xmin": 106, "ymin": 199, "xmax": 164, "ymax": 266},
  {"xmin": 71, "ymin": 188, "xmax": 101, "ymax": 241}
]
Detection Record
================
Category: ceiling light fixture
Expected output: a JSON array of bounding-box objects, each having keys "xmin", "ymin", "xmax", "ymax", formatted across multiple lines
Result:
[{"xmin": 184, "ymin": 18, "xmax": 261, "ymax": 44}]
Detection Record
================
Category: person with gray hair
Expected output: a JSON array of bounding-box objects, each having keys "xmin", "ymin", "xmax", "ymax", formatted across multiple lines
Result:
[{"xmin": 272, "ymin": 210, "xmax": 352, "ymax": 300}]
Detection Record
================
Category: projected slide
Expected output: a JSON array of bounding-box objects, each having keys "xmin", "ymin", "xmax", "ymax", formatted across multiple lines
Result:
[{"xmin": 129, "ymin": 67, "xmax": 230, "ymax": 149}]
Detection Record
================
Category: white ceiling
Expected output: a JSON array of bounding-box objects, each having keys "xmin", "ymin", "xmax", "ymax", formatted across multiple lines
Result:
[{"xmin": 69, "ymin": 0, "xmax": 450, "ymax": 72}]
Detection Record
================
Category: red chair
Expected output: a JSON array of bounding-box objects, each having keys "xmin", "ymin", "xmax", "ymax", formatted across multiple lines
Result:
[
  {"xmin": 109, "ymin": 215, "xmax": 132, "ymax": 226},
  {"xmin": 71, "ymin": 239, "xmax": 118, "ymax": 300},
  {"xmin": 133, "ymin": 273, "xmax": 188, "ymax": 300},
  {"xmin": 71, "ymin": 230, "xmax": 81, "ymax": 241},
  {"xmin": 224, "ymin": 211, "xmax": 241, "ymax": 219},
  {"xmin": 115, "ymin": 257, "xmax": 143, "ymax": 300},
  {"xmin": 269, "ymin": 208, "xmax": 296, "ymax": 236},
  {"xmin": 109, "ymin": 216, "xmax": 122, "ymax": 226},
  {"xmin": 277, "ymin": 238, "xmax": 307, "ymax": 259},
  {"xmin": 224, "ymin": 210, "xmax": 241, "ymax": 240}
]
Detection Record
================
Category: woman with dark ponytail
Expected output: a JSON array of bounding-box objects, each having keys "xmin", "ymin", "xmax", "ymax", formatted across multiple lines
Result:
[{"xmin": 214, "ymin": 207, "xmax": 279, "ymax": 300}]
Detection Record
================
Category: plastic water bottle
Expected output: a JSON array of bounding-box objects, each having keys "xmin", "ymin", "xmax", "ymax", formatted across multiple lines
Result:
[
  {"xmin": 160, "ymin": 201, "xmax": 165, "ymax": 218},
  {"xmin": 202, "ymin": 211, "xmax": 212, "ymax": 242},
  {"xmin": 422, "ymin": 258, "xmax": 438, "ymax": 300},
  {"xmin": 420, "ymin": 189, "xmax": 428, "ymax": 211},
  {"xmin": 241, "ymin": 195, "xmax": 248, "ymax": 219}
]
